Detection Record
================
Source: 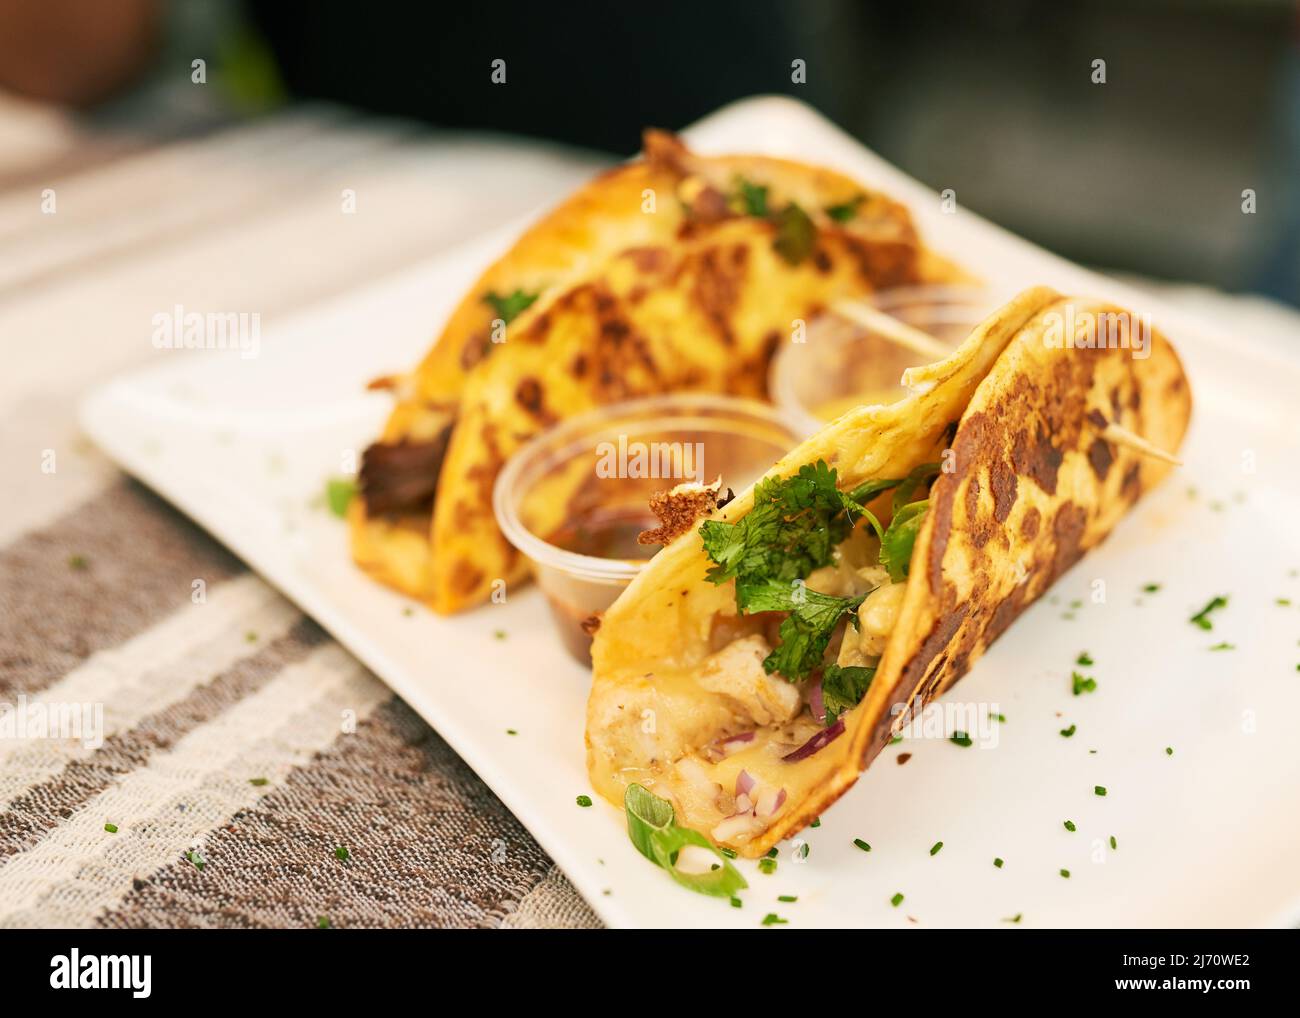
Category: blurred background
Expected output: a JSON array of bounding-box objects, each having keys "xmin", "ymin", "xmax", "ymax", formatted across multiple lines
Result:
[{"xmin": 1, "ymin": 0, "xmax": 1297, "ymax": 306}]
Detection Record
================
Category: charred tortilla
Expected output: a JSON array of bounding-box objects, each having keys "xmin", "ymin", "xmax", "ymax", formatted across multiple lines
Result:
[{"xmin": 586, "ymin": 287, "xmax": 1191, "ymax": 858}]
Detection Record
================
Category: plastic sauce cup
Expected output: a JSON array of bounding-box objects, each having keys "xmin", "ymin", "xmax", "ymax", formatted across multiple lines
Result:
[
  {"xmin": 494, "ymin": 395, "xmax": 803, "ymax": 665},
  {"xmin": 770, "ymin": 285, "xmax": 1001, "ymax": 436}
]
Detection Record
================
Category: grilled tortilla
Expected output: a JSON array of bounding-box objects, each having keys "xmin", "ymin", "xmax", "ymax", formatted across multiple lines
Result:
[
  {"xmin": 352, "ymin": 130, "xmax": 969, "ymax": 612},
  {"xmin": 586, "ymin": 287, "xmax": 1191, "ymax": 858}
]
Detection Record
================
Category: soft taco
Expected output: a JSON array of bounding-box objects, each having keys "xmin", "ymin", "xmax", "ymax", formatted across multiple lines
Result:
[
  {"xmin": 352, "ymin": 130, "xmax": 969, "ymax": 613},
  {"xmin": 586, "ymin": 286, "xmax": 1191, "ymax": 862}
]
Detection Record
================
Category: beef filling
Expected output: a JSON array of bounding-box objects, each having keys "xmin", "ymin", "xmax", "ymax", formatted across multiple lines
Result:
[{"xmin": 358, "ymin": 427, "xmax": 451, "ymax": 516}]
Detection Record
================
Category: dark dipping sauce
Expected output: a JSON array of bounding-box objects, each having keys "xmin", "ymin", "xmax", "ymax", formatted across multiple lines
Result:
[{"xmin": 542, "ymin": 505, "xmax": 659, "ymax": 662}]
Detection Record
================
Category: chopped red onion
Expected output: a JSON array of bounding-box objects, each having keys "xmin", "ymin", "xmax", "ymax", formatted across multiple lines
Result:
[
  {"xmin": 735, "ymin": 769, "xmax": 756, "ymax": 798},
  {"xmin": 706, "ymin": 730, "xmax": 756, "ymax": 762},
  {"xmin": 808, "ymin": 680, "xmax": 826, "ymax": 725},
  {"xmin": 782, "ymin": 718, "xmax": 846, "ymax": 762},
  {"xmin": 756, "ymin": 787, "xmax": 787, "ymax": 818}
]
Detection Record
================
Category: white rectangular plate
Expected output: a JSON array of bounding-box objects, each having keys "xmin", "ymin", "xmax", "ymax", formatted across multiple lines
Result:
[{"xmin": 81, "ymin": 97, "xmax": 1300, "ymax": 928}]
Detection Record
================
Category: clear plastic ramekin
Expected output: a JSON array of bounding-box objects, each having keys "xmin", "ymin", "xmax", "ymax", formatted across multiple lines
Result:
[
  {"xmin": 769, "ymin": 285, "xmax": 1002, "ymax": 436},
  {"xmin": 494, "ymin": 395, "xmax": 803, "ymax": 665}
]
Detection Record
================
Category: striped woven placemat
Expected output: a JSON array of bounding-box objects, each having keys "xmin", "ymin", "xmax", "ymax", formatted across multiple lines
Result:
[{"xmin": 0, "ymin": 95, "xmax": 604, "ymax": 928}]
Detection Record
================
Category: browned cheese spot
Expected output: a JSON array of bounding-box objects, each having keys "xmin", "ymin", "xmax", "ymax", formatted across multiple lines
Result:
[
  {"xmin": 1019, "ymin": 506, "xmax": 1041, "ymax": 540},
  {"xmin": 449, "ymin": 558, "xmax": 485, "ymax": 598},
  {"xmin": 1050, "ymin": 501, "xmax": 1088, "ymax": 579},
  {"xmin": 842, "ymin": 237, "xmax": 921, "ymax": 290},
  {"xmin": 690, "ymin": 245, "xmax": 744, "ymax": 347},
  {"xmin": 1087, "ymin": 438, "xmax": 1114, "ymax": 481},
  {"xmin": 514, "ymin": 377, "xmax": 555, "ymax": 425},
  {"xmin": 989, "ymin": 456, "xmax": 1018, "ymax": 524}
]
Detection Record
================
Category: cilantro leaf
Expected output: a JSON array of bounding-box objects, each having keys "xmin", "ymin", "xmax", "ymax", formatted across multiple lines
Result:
[
  {"xmin": 733, "ymin": 177, "xmax": 769, "ymax": 217},
  {"xmin": 824, "ymin": 194, "xmax": 865, "ymax": 223},
  {"xmin": 700, "ymin": 461, "xmax": 853, "ymax": 592},
  {"xmin": 890, "ymin": 462, "xmax": 941, "ymax": 514},
  {"xmin": 847, "ymin": 475, "xmax": 906, "ymax": 504},
  {"xmin": 772, "ymin": 202, "xmax": 815, "ymax": 265},
  {"xmin": 482, "ymin": 288, "xmax": 540, "ymax": 325},
  {"xmin": 324, "ymin": 477, "xmax": 356, "ymax": 518},
  {"xmin": 698, "ymin": 457, "xmax": 932, "ymax": 682},
  {"xmin": 821, "ymin": 664, "xmax": 876, "ymax": 724},
  {"xmin": 879, "ymin": 500, "xmax": 928, "ymax": 582},
  {"xmin": 740, "ymin": 578, "xmax": 866, "ymax": 681}
]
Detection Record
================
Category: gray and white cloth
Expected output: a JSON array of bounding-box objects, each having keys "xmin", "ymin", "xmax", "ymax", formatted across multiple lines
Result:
[{"xmin": 0, "ymin": 93, "xmax": 606, "ymax": 928}]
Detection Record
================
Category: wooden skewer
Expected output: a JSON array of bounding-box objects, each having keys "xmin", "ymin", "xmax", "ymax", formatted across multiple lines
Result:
[
  {"xmin": 1100, "ymin": 422, "xmax": 1183, "ymax": 466},
  {"xmin": 829, "ymin": 299, "xmax": 951, "ymax": 360}
]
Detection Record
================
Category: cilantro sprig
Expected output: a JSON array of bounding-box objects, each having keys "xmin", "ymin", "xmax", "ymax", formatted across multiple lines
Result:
[
  {"xmin": 699, "ymin": 459, "xmax": 938, "ymax": 682},
  {"xmin": 825, "ymin": 194, "xmax": 866, "ymax": 223},
  {"xmin": 740, "ymin": 579, "xmax": 866, "ymax": 681},
  {"xmin": 482, "ymin": 288, "xmax": 540, "ymax": 325},
  {"xmin": 732, "ymin": 177, "xmax": 770, "ymax": 217},
  {"xmin": 879, "ymin": 500, "xmax": 928, "ymax": 582},
  {"xmin": 821, "ymin": 664, "xmax": 876, "ymax": 723},
  {"xmin": 701, "ymin": 461, "xmax": 856, "ymax": 598}
]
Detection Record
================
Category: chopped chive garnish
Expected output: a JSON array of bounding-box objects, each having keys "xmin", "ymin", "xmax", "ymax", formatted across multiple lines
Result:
[
  {"xmin": 758, "ymin": 858, "xmax": 777, "ymax": 875},
  {"xmin": 506, "ymin": 728, "xmax": 517, "ymax": 735},
  {"xmin": 929, "ymin": 841, "xmax": 943, "ymax": 856},
  {"xmin": 1064, "ymin": 820, "xmax": 1076, "ymax": 832},
  {"xmin": 188, "ymin": 850, "xmax": 205, "ymax": 870},
  {"xmin": 990, "ymin": 712, "xmax": 1006, "ymax": 723},
  {"xmin": 730, "ymin": 897, "xmax": 742, "ymax": 908},
  {"xmin": 1166, "ymin": 746, "xmax": 1173, "ymax": 755},
  {"xmin": 1276, "ymin": 597, "xmax": 1291, "ymax": 606},
  {"xmin": 1060, "ymin": 869, "xmax": 1070, "ymax": 878},
  {"xmin": 1072, "ymin": 672, "xmax": 1097, "ymax": 696},
  {"xmin": 994, "ymin": 857, "xmax": 1004, "ymax": 868},
  {"xmin": 104, "ymin": 823, "xmax": 118, "ymax": 834},
  {"xmin": 890, "ymin": 735, "xmax": 903, "ymax": 745},
  {"xmin": 1189, "ymin": 595, "xmax": 1228, "ymax": 630},
  {"xmin": 1110, "ymin": 835, "xmax": 1118, "ymax": 850},
  {"xmin": 778, "ymin": 895, "xmax": 798, "ymax": 903},
  {"xmin": 765, "ymin": 848, "xmax": 778, "ymax": 858},
  {"xmin": 810, "ymin": 817, "xmax": 821, "ymax": 828},
  {"xmin": 249, "ymin": 777, "xmax": 268, "ymax": 786},
  {"xmin": 317, "ymin": 916, "xmax": 330, "ymax": 929},
  {"xmin": 335, "ymin": 846, "xmax": 349, "ymax": 861},
  {"xmin": 794, "ymin": 843, "xmax": 809, "ymax": 861},
  {"xmin": 1208, "ymin": 641, "xmax": 1235, "ymax": 651},
  {"xmin": 1076, "ymin": 651, "xmax": 1094, "ymax": 667},
  {"xmin": 1142, "ymin": 583, "xmax": 1161, "ymax": 594},
  {"xmin": 853, "ymin": 838, "xmax": 871, "ymax": 853},
  {"xmin": 1002, "ymin": 913, "xmax": 1023, "ymax": 923},
  {"xmin": 720, "ymin": 847, "xmax": 737, "ymax": 859},
  {"xmin": 950, "ymin": 731, "xmax": 973, "ymax": 747},
  {"xmin": 761, "ymin": 912, "xmax": 788, "ymax": 926},
  {"xmin": 890, "ymin": 892, "xmax": 904, "ymax": 907},
  {"xmin": 1094, "ymin": 785, "xmax": 1107, "ymax": 797},
  {"xmin": 576, "ymin": 795, "xmax": 592, "ymax": 807},
  {"xmin": 1060, "ymin": 724, "xmax": 1076, "ymax": 738}
]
